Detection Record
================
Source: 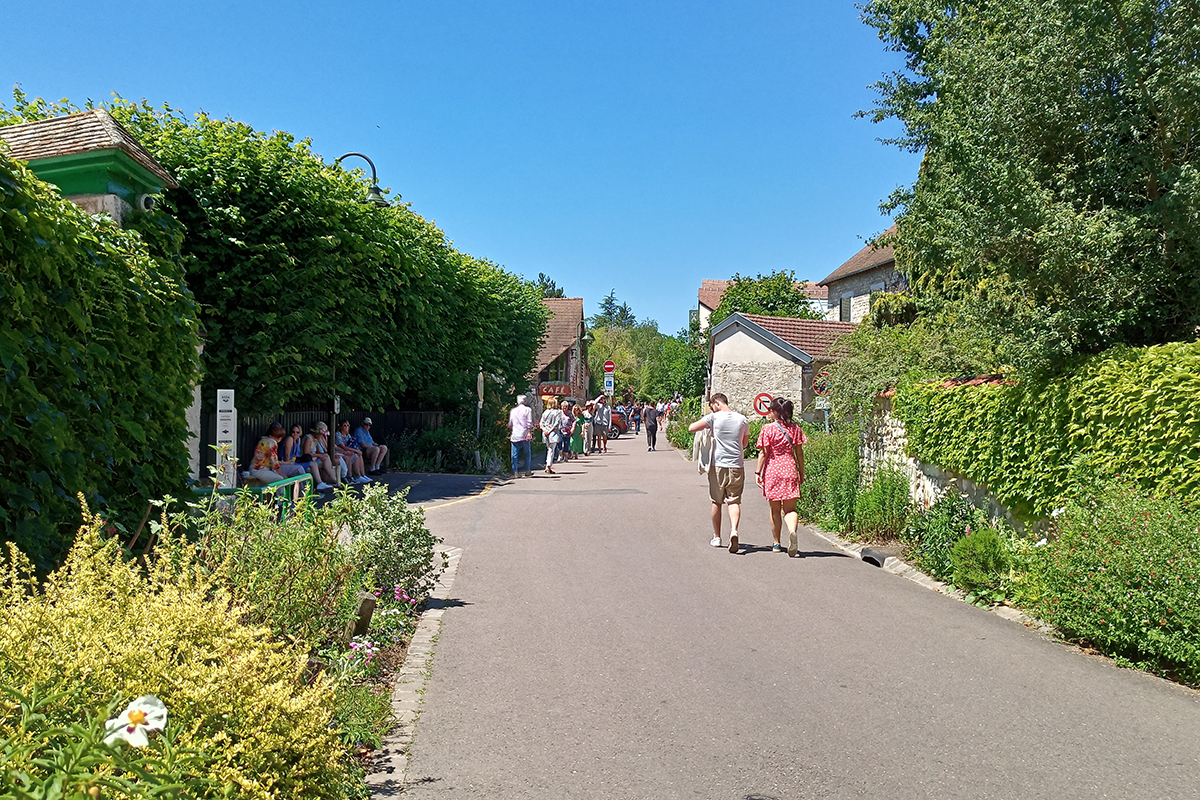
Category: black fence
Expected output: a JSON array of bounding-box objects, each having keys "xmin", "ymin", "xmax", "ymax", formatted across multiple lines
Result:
[{"xmin": 199, "ymin": 404, "xmax": 443, "ymax": 476}]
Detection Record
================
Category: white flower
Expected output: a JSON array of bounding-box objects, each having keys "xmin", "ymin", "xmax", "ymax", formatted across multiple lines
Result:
[{"xmin": 104, "ymin": 696, "xmax": 167, "ymax": 747}]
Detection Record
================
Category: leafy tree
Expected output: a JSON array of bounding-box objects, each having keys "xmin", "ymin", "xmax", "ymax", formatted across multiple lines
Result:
[
  {"xmin": 536, "ymin": 272, "xmax": 565, "ymax": 298},
  {"xmin": 589, "ymin": 289, "xmax": 637, "ymax": 329},
  {"xmin": 861, "ymin": 0, "xmax": 1200, "ymax": 369},
  {"xmin": 661, "ymin": 328, "xmax": 708, "ymax": 398},
  {"xmin": 709, "ymin": 271, "xmax": 823, "ymax": 327}
]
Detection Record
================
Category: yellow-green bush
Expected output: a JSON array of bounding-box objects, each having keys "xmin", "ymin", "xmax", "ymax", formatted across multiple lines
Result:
[
  {"xmin": 894, "ymin": 341, "xmax": 1200, "ymax": 518},
  {"xmin": 0, "ymin": 503, "xmax": 356, "ymax": 799}
]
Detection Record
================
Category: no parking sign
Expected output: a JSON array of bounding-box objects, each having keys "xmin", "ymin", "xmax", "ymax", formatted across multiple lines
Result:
[{"xmin": 754, "ymin": 393, "xmax": 773, "ymax": 416}]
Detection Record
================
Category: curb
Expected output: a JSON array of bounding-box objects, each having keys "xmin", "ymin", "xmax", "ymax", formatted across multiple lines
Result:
[
  {"xmin": 802, "ymin": 523, "xmax": 1054, "ymax": 633},
  {"xmin": 367, "ymin": 545, "xmax": 463, "ymax": 797}
]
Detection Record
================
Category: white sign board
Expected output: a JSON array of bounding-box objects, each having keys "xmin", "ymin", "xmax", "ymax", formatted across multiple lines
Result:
[
  {"xmin": 215, "ymin": 389, "xmax": 237, "ymax": 488},
  {"xmin": 604, "ymin": 373, "xmax": 614, "ymax": 396},
  {"xmin": 814, "ymin": 398, "xmax": 832, "ymax": 410}
]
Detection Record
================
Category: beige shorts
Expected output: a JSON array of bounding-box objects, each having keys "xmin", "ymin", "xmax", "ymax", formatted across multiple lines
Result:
[{"xmin": 708, "ymin": 466, "xmax": 745, "ymax": 505}]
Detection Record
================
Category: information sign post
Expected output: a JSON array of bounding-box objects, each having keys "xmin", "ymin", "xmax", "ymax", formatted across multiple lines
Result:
[{"xmin": 215, "ymin": 389, "xmax": 237, "ymax": 488}]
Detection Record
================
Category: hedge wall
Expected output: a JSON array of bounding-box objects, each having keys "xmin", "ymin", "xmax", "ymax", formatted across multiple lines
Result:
[
  {"xmin": 893, "ymin": 342, "xmax": 1200, "ymax": 518},
  {"xmin": 0, "ymin": 156, "xmax": 200, "ymax": 570}
]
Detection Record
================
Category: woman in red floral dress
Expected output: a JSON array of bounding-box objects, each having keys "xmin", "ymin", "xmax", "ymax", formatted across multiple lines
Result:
[{"xmin": 753, "ymin": 397, "xmax": 807, "ymax": 557}]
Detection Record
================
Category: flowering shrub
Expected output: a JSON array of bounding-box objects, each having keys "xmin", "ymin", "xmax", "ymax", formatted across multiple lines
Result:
[
  {"xmin": 344, "ymin": 485, "xmax": 445, "ymax": 599},
  {"xmin": 902, "ymin": 491, "xmax": 989, "ymax": 581},
  {"xmin": 0, "ymin": 504, "xmax": 356, "ymax": 798},
  {"xmin": 1028, "ymin": 483, "xmax": 1200, "ymax": 686}
]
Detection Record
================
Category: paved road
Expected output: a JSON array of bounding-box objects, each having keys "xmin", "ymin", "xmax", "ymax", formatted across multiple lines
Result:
[{"xmin": 400, "ymin": 430, "xmax": 1200, "ymax": 799}]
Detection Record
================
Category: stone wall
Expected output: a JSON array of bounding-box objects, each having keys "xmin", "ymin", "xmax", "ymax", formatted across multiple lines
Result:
[
  {"xmin": 825, "ymin": 264, "xmax": 907, "ymax": 323},
  {"xmin": 861, "ymin": 396, "xmax": 1044, "ymax": 535},
  {"xmin": 710, "ymin": 360, "xmax": 805, "ymax": 419}
]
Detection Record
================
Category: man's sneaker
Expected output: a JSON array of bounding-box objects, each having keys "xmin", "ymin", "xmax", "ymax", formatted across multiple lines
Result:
[
  {"xmin": 355, "ymin": 476, "xmax": 371, "ymax": 484},
  {"xmin": 729, "ymin": 534, "xmax": 739, "ymax": 554},
  {"xmin": 316, "ymin": 482, "xmax": 334, "ymax": 491},
  {"xmin": 710, "ymin": 536, "xmax": 721, "ymax": 547}
]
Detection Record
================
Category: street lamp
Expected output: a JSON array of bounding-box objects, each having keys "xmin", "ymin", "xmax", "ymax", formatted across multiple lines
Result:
[{"xmin": 334, "ymin": 152, "xmax": 392, "ymax": 207}]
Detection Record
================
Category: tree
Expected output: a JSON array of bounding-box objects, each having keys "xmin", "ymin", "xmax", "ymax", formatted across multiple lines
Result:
[
  {"xmin": 861, "ymin": 0, "xmax": 1200, "ymax": 370},
  {"xmin": 709, "ymin": 271, "xmax": 823, "ymax": 327},
  {"xmin": 589, "ymin": 289, "xmax": 637, "ymax": 329},
  {"xmin": 537, "ymin": 273, "xmax": 565, "ymax": 298}
]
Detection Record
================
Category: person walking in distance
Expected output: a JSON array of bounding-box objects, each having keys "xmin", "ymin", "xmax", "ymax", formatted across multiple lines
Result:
[
  {"xmin": 754, "ymin": 396, "xmax": 807, "ymax": 557},
  {"xmin": 688, "ymin": 393, "xmax": 749, "ymax": 553},
  {"xmin": 539, "ymin": 398, "xmax": 563, "ymax": 474},
  {"xmin": 594, "ymin": 395, "xmax": 612, "ymax": 454},
  {"xmin": 508, "ymin": 395, "xmax": 534, "ymax": 477},
  {"xmin": 643, "ymin": 401, "xmax": 660, "ymax": 451}
]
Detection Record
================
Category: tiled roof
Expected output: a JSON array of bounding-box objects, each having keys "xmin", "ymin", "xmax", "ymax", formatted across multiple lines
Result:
[
  {"xmin": 0, "ymin": 109, "xmax": 177, "ymax": 188},
  {"xmin": 740, "ymin": 314, "xmax": 857, "ymax": 361},
  {"xmin": 537, "ymin": 297, "xmax": 584, "ymax": 371},
  {"xmin": 698, "ymin": 278, "xmax": 828, "ymax": 310},
  {"xmin": 818, "ymin": 224, "xmax": 897, "ymax": 286}
]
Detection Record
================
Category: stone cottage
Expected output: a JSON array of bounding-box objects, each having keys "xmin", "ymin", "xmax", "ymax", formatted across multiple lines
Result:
[
  {"xmin": 707, "ymin": 313, "xmax": 856, "ymax": 420},
  {"xmin": 819, "ymin": 224, "xmax": 905, "ymax": 324}
]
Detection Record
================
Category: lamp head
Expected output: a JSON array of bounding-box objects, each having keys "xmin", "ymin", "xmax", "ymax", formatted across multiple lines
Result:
[{"xmin": 364, "ymin": 184, "xmax": 390, "ymax": 207}]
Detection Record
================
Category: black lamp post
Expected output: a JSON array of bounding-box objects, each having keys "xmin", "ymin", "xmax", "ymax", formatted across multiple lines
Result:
[{"xmin": 334, "ymin": 152, "xmax": 392, "ymax": 207}]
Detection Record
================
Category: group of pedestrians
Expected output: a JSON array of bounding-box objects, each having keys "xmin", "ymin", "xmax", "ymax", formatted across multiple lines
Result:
[
  {"xmin": 688, "ymin": 393, "xmax": 806, "ymax": 556},
  {"xmin": 250, "ymin": 417, "xmax": 389, "ymax": 490}
]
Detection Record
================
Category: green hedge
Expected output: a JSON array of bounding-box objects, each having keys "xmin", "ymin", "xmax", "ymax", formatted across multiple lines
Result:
[
  {"xmin": 893, "ymin": 342, "xmax": 1200, "ymax": 519},
  {"xmin": 0, "ymin": 156, "xmax": 199, "ymax": 571}
]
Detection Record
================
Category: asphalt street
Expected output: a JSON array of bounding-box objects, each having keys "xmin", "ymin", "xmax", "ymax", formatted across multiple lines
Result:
[{"xmin": 399, "ymin": 428, "xmax": 1200, "ymax": 799}]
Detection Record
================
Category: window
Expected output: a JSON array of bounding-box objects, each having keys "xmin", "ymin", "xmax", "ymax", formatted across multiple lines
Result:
[
  {"xmin": 543, "ymin": 352, "xmax": 567, "ymax": 382},
  {"xmin": 839, "ymin": 294, "xmax": 852, "ymax": 322}
]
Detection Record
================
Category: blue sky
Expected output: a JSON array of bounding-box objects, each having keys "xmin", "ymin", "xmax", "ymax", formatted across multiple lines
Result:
[{"xmin": 2, "ymin": 1, "xmax": 919, "ymax": 333}]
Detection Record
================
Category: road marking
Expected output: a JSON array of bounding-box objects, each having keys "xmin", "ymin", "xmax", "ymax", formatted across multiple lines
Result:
[{"xmin": 420, "ymin": 479, "xmax": 498, "ymax": 510}]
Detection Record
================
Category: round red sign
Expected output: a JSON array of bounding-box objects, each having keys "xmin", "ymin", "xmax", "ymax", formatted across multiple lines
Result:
[
  {"xmin": 603, "ymin": 360, "xmax": 616, "ymax": 372},
  {"xmin": 754, "ymin": 393, "xmax": 773, "ymax": 416}
]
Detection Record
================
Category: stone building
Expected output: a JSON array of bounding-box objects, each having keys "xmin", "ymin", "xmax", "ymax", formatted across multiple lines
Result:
[
  {"xmin": 819, "ymin": 224, "xmax": 905, "ymax": 324},
  {"xmin": 696, "ymin": 278, "xmax": 828, "ymax": 332},
  {"xmin": 707, "ymin": 313, "xmax": 856, "ymax": 420},
  {"xmin": 529, "ymin": 297, "xmax": 589, "ymax": 415}
]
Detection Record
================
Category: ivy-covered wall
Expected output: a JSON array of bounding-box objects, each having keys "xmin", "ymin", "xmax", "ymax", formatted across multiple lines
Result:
[
  {"xmin": 0, "ymin": 155, "xmax": 200, "ymax": 570},
  {"xmin": 892, "ymin": 342, "xmax": 1200, "ymax": 519}
]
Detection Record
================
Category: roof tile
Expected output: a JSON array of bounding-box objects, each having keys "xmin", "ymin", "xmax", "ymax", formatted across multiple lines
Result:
[
  {"xmin": 537, "ymin": 297, "xmax": 584, "ymax": 371},
  {"xmin": 740, "ymin": 314, "xmax": 857, "ymax": 361},
  {"xmin": 818, "ymin": 224, "xmax": 897, "ymax": 286},
  {"xmin": 0, "ymin": 109, "xmax": 177, "ymax": 188}
]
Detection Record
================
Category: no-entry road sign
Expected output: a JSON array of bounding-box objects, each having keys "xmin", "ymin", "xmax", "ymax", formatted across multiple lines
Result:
[
  {"xmin": 603, "ymin": 360, "xmax": 616, "ymax": 372},
  {"xmin": 754, "ymin": 392, "xmax": 773, "ymax": 416}
]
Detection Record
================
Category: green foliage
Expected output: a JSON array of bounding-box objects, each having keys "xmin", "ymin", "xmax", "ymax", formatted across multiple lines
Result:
[
  {"xmin": 894, "ymin": 341, "xmax": 1200, "ymax": 519},
  {"xmin": 867, "ymin": 291, "xmax": 918, "ymax": 328},
  {"xmin": 709, "ymin": 271, "xmax": 823, "ymax": 327},
  {"xmin": 0, "ymin": 155, "xmax": 200, "ymax": 571},
  {"xmin": 660, "ymin": 329, "xmax": 708, "ymax": 399},
  {"xmin": 861, "ymin": 0, "xmax": 1200, "ymax": 368},
  {"xmin": 824, "ymin": 437, "xmax": 861, "ymax": 533},
  {"xmin": 331, "ymin": 683, "xmax": 394, "ymax": 750},
  {"xmin": 665, "ymin": 402, "xmax": 702, "ymax": 452},
  {"xmin": 0, "ymin": 688, "xmax": 221, "ymax": 800},
  {"xmin": 2, "ymin": 93, "xmax": 549, "ymax": 418},
  {"xmin": 589, "ymin": 289, "xmax": 637, "ymax": 329},
  {"xmin": 794, "ymin": 427, "xmax": 856, "ymax": 524},
  {"xmin": 587, "ymin": 320, "xmax": 673, "ymax": 399},
  {"xmin": 537, "ymin": 272, "xmax": 565, "ymax": 298},
  {"xmin": 345, "ymin": 485, "xmax": 446, "ymax": 598},
  {"xmin": 853, "ymin": 465, "xmax": 912, "ymax": 541},
  {"xmin": 0, "ymin": 510, "xmax": 353, "ymax": 798},
  {"xmin": 902, "ymin": 491, "xmax": 989, "ymax": 582},
  {"xmin": 1028, "ymin": 482, "xmax": 1200, "ymax": 686},
  {"xmin": 951, "ymin": 526, "xmax": 1012, "ymax": 599},
  {"xmin": 176, "ymin": 491, "xmax": 363, "ymax": 648},
  {"xmin": 826, "ymin": 313, "xmax": 998, "ymax": 419}
]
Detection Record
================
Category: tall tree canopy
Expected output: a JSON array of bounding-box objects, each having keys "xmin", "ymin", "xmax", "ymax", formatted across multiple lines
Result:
[
  {"xmin": 589, "ymin": 289, "xmax": 638, "ymax": 329},
  {"xmin": 709, "ymin": 271, "xmax": 823, "ymax": 327},
  {"xmin": 537, "ymin": 272, "xmax": 565, "ymax": 298},
  {"xmin": 861, "ymin": 0, "xmax": 1200, "ymax": 369}
]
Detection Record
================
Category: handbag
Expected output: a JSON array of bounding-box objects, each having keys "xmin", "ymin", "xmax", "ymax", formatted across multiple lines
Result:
[
  {"xmin": 775, "ymin": 422, "xmax": 804, "ymax": 477},
  {"xmin": 295, "ymin": 454, "xmax": 313, "ymax": 464}
]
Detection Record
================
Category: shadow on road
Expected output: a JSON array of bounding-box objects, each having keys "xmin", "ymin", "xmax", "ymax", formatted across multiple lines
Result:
[{"xmin": 425, "ymin": 597, "xmax": 471, "ymax": 611}]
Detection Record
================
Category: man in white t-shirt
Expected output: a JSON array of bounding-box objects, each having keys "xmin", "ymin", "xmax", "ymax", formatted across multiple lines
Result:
[
  {"xmin": 688, "ymin": 393, "xmax": 749, "ymax": 553},
  {"xmin": 507, "ymin": 395, "xmax": 534, "ymax": 477}
]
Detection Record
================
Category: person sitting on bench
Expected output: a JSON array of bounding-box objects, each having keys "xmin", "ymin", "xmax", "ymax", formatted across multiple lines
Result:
[
  {"xmin": 353, "ymin": 417, "xmax": 388, "ymax": 475},
  {"xmin": 280, "ymin": 422, "xmax": 334, "ymax": 490}
]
